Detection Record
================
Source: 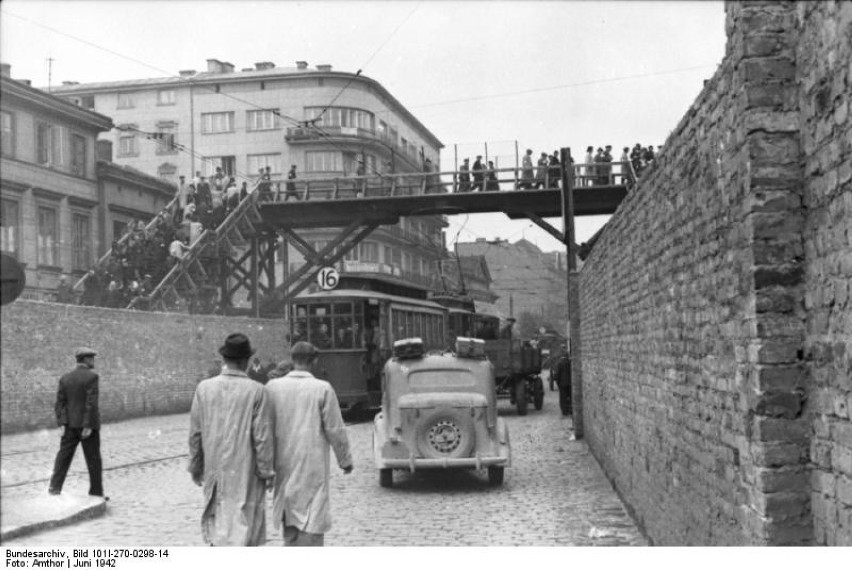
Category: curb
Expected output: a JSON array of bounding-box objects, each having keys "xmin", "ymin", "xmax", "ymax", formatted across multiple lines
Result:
[{"xmin": 1, "ymin": 496, "xmax": 107, "ymax": 542}]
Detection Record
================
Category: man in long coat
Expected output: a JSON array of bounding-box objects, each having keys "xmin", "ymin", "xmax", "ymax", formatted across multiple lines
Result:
[
  {"xmin": 189, "ymin": 333, "xmax": 275, "ymax": 546},
  {"xmin": 265, "ymin": 341, "xmax": 353, "ymax": 546}
]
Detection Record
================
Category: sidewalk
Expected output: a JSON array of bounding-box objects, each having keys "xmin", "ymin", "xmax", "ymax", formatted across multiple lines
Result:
[{"xmin": 1, "ymin": 413, "xmax": 190, "ymax": 542}]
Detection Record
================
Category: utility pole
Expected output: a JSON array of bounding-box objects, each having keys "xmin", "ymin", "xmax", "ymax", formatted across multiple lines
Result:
[{"xmin": 560, "ymin": 147, "xmax": 583, "ymax": 439}]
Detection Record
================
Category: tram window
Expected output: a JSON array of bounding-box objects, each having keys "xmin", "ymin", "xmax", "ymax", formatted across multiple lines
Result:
[
  {"xmin": 333, "ymin": 302, "xmax": 352, "ymax": 315},
  {"xmin": 295, "ymin": 305, "xmax": 307, "ymax": 318},
  {"xmin": 354, "ymin": 302, "xmax": 363, "ymax": 314},
  {"xmin": 292, "ymin": 319, "xmax": 308, "ymax": 342},
  {"xmin": 334, "ymin": 316, "xmax": 354, "ymax": 349},
  {"xmin": 392, "ymin": 311, "xmax": 403, "ymax": 341},
  {"xmin": 311, "ymin": 318, "xmax": 332, "ymax": 349},
  {"xmin": 310, "ymin": 304, "xmax": 330, "ymax": 316}
]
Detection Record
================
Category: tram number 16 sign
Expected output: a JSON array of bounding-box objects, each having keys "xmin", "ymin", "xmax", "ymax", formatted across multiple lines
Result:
[{"xmin": 317, "ymin": 267, "xmax": 340, "ymax": 290}]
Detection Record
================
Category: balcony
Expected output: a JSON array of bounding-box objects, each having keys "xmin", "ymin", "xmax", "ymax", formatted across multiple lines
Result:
[{"xmin": 285, "ymin": 126, "xmax": 426, "ymax": 170}]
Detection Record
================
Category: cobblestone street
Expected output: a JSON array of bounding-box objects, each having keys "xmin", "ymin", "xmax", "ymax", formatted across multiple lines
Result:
[{"xmin": 2, "ymin": 381, "xmax": 646, "ymax": 546}]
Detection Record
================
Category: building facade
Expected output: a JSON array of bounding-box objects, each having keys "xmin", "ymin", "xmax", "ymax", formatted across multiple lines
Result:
[
  {"xmin": 1, "ymin": 66, "xmax": 113, "ymax": 299},
  {"xmin": 457, "ymin": 238, "xmax": 569, "ymax": 334},
  {"xmin": 51, "ymin": 59, "xmax": 448, "ymax": 293},
  {"xmin": 1, "ymin": 64, "xmax": 179, "ymax": 300}
]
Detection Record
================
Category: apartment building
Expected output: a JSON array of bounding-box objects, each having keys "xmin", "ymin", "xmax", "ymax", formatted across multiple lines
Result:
[
  {"xmin": 1, "ymin": 64, "xmax": 177, "ymax": 300},
  {"xmin": 52, "ymin": 58, "xmax": 448, "ymax": 292}
]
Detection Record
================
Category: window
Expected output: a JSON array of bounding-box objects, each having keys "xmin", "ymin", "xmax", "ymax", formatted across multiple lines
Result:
[
  {"xmin": 113, "ymin": 220, "xmax": 127, "ymax": 242},
  {"xmin": 247, "ymin": 109, "xmax": 279, "ymax": 131},
  {"xmin": 305, "ymin": 151, "xmax": 341, "ymax": 172},
  {"xmin": 37, "ymin": 206, "xmax": 59, "ymax": 267},
  {"xmin": 117, "ymin": 93, "xmax": 135, "ymax": 109},
  {"xmin": 1, "ymin": 111, "xmax": 14, "ymax": 157},
  {"xmin": 1, "ymin": 198, "xmax": 20, "ymax": 256},
  {"xmin": 247, "ymin": 153, "xmax": 281, "ymax": 175},
  {"xmin": 80, "ymin": 96, "xmax": 95, "ymax": 110},
  {"xmin": 360, "ymin": 242, "xmax": 379, "ymax": 262},
  {"xmin": 36, "ymin": 123, "xmax": 65, "ymax": 166},
  {"xmin": 118, "ymin": 133, "xmax": 138, "ymax": 157},
  {"xmin": 204, "ymin": 156, "xmax": 236, "ymax": 177},
  {"xmin": 155, "ymin": 123, "xmax": 177, "ymax": 155},
  {"xmin": 70, "ymin": 134, "xmax": 86, "ymax": 176},
  {"xmin": 201, "ymin": 112, "xmax": 234, "ymax": 134},
  {"xmin": 304, "ymin": 107, "xmax": 375, "ymax": 132},
  {"xmin": 389, "ymin": 127, "xmax": 398, "ymax": 146},
  {"xmin": 36, "ymin": 123, "xmax": 50, "ymax": 164},
  {"xmin": 157, "ymin": 89, "xmax": 176, "ymax": 105},
  {"xmin": 72, "ymin": 213, "xmax": 91, "ymax": 270}
]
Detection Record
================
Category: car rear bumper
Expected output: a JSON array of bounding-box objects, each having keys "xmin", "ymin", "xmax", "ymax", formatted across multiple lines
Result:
[{"xmin": 377, "ymin": 454, "xmax": 509, "ymax": 472}]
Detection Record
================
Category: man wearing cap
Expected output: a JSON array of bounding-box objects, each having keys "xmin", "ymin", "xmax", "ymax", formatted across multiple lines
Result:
[
  {"xmin": 265, "ymin": 341, "xmax": 353, "ymax": 546},
  {"xmin": 49, "ymin": 347, "xmax": 105, "ymax": 498},
  {"xmin": 188, "ymin": 333, "xmax": 275, "ymax": 546}
]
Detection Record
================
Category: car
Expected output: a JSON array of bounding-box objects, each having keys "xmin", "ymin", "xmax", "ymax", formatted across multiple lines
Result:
[{"xmin": 372, "ymin": 337, "xmax": 511, "ymax": 488}]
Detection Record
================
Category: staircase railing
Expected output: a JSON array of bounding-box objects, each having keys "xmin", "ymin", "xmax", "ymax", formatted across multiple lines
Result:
[{"xmin": 127, "ymin": 181, "xmax": 264, "ymax": 310}]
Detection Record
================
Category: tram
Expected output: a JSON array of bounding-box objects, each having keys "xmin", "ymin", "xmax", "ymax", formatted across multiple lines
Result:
[
  {"xmin": 289, "ymin": 274, "xmax": 543, "ymax": 415},
  {"xmin": 289, "ymin": 275, "xmax": 449, "ymax": 411}
]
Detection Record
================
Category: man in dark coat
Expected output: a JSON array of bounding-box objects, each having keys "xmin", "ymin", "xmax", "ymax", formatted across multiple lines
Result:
[
  {"xmin": 552, "ymin": 351, "xmax": 572, "ymax": 416},
  {"xmin": 48, "ymin": 347, "xmax": 106, "ymax": 498},
  {"xmin": 458, "ymin": 158, "xmax": 471, "ymax": 193},
  {"xmin": 471, "ymin": 156, "xmax": 485, "ymax": 192}
]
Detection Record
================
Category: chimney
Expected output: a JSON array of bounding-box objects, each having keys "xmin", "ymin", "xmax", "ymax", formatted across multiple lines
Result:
[
  {"xmin": 296, "ymin": 61, "xmax": 308, "ymax": 70},
  {"xmin": 221, "ymin": 61, "xmax": 235, "ymax": 73},
  {"xmin": 242, "ymin": 68, "xmax": 253, "ymax": 72},
  {"xmin": 18, "ymin": 79, "xmax": 32, "ymax": 86},
  {"xmin": 476, "ymin": 237, "xmax": 486, "ymax": 243},
  {"xmin": 1, "ymin": 63, "xmax": 10, "ymax": 77},
  {"xmin": 96, "ymin": 140, "xmax": 113, "ymax": 163},
  {"xmin": 179, "ymin": 69, "xmax": 196, "ymax": 77},
  {"xmin": 254, "ymin": 61, "xmax": 275, "ymax": 71},
  {"xmin": 316, "ymin": 64, "xmax": 332, "ymax": 72},
  {"xmin": 62, "ymin": 81, "xmax": 79, "ymax": 86},
  {"xmin": 206, "ymin": 59, "xmax": 225, "ymax": 73}
]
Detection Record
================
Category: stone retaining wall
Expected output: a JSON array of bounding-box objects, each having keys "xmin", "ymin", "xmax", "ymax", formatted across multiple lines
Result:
[{"xmin": 0, "ymin": 300, "xmax": 289, "ymax": 434}]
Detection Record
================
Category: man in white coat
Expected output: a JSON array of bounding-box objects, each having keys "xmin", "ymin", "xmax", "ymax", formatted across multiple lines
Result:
[
  {"xmin": 265, "ymin": 341, "xmax": 353, "ymax": 546},
  {"xmin": 188, "ymin": 333, "xmax": 275, "ymax": 546}
]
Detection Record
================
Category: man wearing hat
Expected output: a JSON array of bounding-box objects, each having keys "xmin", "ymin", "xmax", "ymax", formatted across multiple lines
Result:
[
  {"xmin": 265, "ymin": 341, "xmax": 353, "ymax": 546},
  {"xmin": 188, "ymin": 333, "xmax": 275, "ymax": 546},
  {"xmin": 49, "ymin": 347, "xmax": 105, "ymax": 498}
]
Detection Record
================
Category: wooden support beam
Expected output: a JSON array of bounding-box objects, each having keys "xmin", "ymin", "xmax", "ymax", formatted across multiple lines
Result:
[{"xmin": 524, "ymin": 211, "xmax": 565, "ymax": 244}]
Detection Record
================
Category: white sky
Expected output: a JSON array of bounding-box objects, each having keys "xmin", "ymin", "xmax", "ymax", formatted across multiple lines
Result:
[{"xmin": 1, "ymin": 0, "xmax": 727, "ymax": 252}]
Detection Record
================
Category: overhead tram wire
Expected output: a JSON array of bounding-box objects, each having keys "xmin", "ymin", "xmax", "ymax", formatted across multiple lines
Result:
[
  {"xmin": 314, "ymin": 2, "xmax": 420, "ymax": 126},
  {"xmin": 2, "ymin": 8, "xmax": 308, "ymax": 131},
  {"xmin": 407, "ymin": 64, "xmax": 718, "ymax": 110},
  {"xmin": 2, "ymin": 8, "xmax": 395, "ymax": 180}
]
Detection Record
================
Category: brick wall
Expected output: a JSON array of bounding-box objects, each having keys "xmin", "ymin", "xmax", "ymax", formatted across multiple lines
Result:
[
  {"xmin": 0, "ymin": 300, "xmax": 290, "ymax": 434},
  {"xmin": 578, "ymin": 1, "xmax": 850, "ymax": 545},
  {"xmin": 797, "ymin": 0, "xmax": 852, "ymax": 547}
]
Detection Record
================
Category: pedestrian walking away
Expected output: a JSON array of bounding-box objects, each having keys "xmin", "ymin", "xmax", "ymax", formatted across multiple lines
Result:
[
  {"xmin": 48, "ymin": 347, "xmax": 106, "ymax": 499},
  {"xmin": 188, "ymin": 333, "xmax": 275, "ymax": 546},
  {"xmin": 265, "ymin": 341, "xmax": 354, "ymax": 547}
]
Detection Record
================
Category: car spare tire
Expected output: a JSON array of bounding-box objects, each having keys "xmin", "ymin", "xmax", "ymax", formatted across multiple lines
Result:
[{"xmin": 415, "ymin": 409, "xmax": 476, "ymax": 459}]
